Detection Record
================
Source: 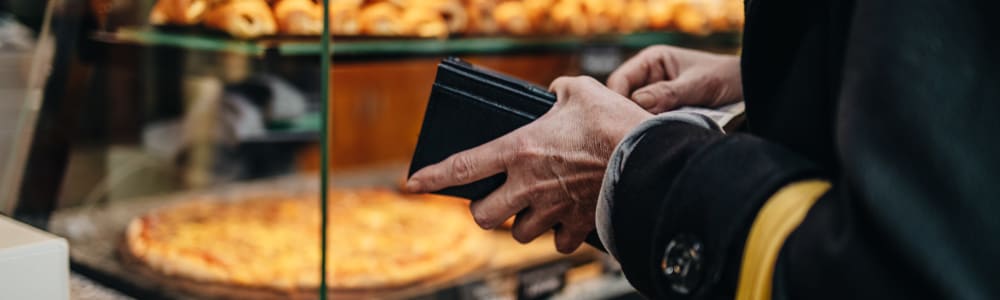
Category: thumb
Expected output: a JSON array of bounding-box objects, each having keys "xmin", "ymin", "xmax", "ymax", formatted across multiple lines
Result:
[{"xmin": 630, "ymin": 79, "xmax": 697, "ymax": 113}]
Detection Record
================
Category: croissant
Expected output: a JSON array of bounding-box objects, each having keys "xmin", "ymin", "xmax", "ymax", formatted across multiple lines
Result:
[
  {"xmin": 329, "ymin": 1, "xmax": 362, "ymax": 35},
  {"xmin": 410, "ymin": 0, "xmax": 468, "ymax": 34},
  {"xmin": 331, "ymin": 0, "xmax": 364, "ymax": 5},
  {"xmin": 523, "ymin": 0, "xmax": 556, "ymax": 33},
  {"xmin": 465, "ymin": 0, "xmax": 499, "ymax": 35},
  {"xmin": 618, "ymin": 0, "xmax": 648, "ymax": 33},
  {"xmin": 704, "ymin": 0, "xmax": 730, "ymax": 31},
  {"xmin": 582, "ymin": 0, "xmax": 622, "ymax": 34},
  {"xmin": 149, "ymin": 0, "xmax": 169, "ymax": 25},
  {"xmin": 724, "ymin": 0, "xmax": 745, "ymax": 30},
  {"xmin": 202, "ymin": 0, "xmax": 277, "ymax": 39},
  {"xmin": 274, "ymin": 0, "xmax": 323, "ymax": 35},
  {"xmin": 493, "ymin": 1, "xmax": 532, "ymax": 35},
  {"xmin": 646, "ymin": 0, "xmax": 675, "ymax": 30},
  {"xmin": 148, "ymin": 0, "xmax": 205, "ymax": 25},
  {"xmin": 401, "ymin": 6, "xmax": 449, "ymax": 38},
  {"xmin": 551, "ymin": 0, "xmax": 588, "ymax": 36},
  {"xmin": 359, "ymin": 2, "xmax": 403, "ymax": 36},
  {"xmin": 673, "ymin": 1, "xmax": 710, "ymax": 35}
]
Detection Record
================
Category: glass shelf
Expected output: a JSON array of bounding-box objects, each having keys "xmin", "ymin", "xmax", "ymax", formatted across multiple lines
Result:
[
  {"xmin": 245, "ymin": 111, "xmax": 322, "ymax": 143},
  {"xmin": 92, "ymin": 27, "xmax": 741, "ymax": 58}
]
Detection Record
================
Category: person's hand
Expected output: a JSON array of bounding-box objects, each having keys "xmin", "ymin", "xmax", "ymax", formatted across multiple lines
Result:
[
  {"xmin": 406, "ymin": 76, "xmax": 652, "ymax": 253},
  {"xmin": 607, "ymin": 45, "xmax": 743, "ymax": 113}
]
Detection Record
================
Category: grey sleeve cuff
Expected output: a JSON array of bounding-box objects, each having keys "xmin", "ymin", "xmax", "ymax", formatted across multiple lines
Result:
[{"xmin": 595, "ymin": 111, "xmax": 723, "ymax": 260}]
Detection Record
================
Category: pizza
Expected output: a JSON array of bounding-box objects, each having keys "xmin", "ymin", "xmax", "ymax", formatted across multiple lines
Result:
[{"xmin": 122, "ymin": 188, "xmax": 490, "ymax": 299}]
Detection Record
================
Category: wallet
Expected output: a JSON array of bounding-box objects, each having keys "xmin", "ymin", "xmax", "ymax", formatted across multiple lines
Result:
[
  {"xmin": 409, "ymin": 57, "xmax": 607, "ymax": 252},
  {"xmin": 408, "ymin": 57, "xmax": 556, "ymax": 201}
]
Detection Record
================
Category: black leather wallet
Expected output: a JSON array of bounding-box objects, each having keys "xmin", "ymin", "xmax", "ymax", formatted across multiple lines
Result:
[
  {"xmin": 409, "ymin": 57, "xmax": 607, "ymax": 252},
  {"xmin": 408, "ymin": 57, "xmax": 556, "ymax": 200}
]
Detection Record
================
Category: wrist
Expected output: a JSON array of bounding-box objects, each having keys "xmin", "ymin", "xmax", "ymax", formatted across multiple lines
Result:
[{"xmin": 603, "ymin": 108, "xmax": 655, "ymax": 157}]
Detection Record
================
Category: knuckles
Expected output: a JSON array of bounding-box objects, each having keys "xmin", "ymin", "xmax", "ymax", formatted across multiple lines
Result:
[
  {"xmin": 450, "ymin": 154, "xmax": 476, "ymax": 182},
  {"xmin": 511, "ymin": 227, "xmax": 534, "ymax": 244},
  {"xmin": 550, "ymin": 76, "xmax": 601, "ymax": 98}
]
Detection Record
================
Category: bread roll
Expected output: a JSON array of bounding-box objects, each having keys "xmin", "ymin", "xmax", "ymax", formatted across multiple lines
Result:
[
  {"xmin": 552, "ymin": 0, "xmax": 588, "ymax": 36},
  {"xmin": 359, "ymin": 2, "xmax": 403, "ymax": 36},
  {"xmin": 329, "ymin": 1, "xmax": 363, "ymax": 35},
  {"xmin": 331, "ymin": 0, "xmax": 364, "ymax": 5},
  {"xmin": 704, "ymin": 0, "xmax": 730, "ymax": 31},
  {"xmin": 147, "ymin": 0, "xmax": 206, "ymax": 25},
  {"xmin": 618, "ymin": 0, "xmax": 648, "ymax": 33},
  {"xmin": 203, "ymin": 0, "xmax": 277, "ymax": 39},
  {"xmin": 673, "ymin": 0, "xmax": 709, "ymax": 35},
  {"xmin": 150, "ymin": 0, "xmax": 169, "ymax": 25},
  {"xmin": 494, "ymin": 1, "xmax": 532, "ymax": 35},
  {"xmin": 466, "ymin": 0, "xmax": 499, "ymax": 35},
  {"xmin": 725, "ymin": 0, "xmax": 745, "ymax": 30},
  {"xmin": 274, "ymin": 0, "xmax": 323, "ymax": 35},
  {"xmin": 646, "ymin": 0, "xmax": 676, "ymax": 30},
  {"xmin": 582, "ymin": 0, "xmax": 622, "ymax": 34},
  {"xmin": 401, "ymin": 6, "xmax": 449, "ymax": 38},
  {"xmin": 410, "ymin": 0, "xmax": 467, "ymax": 34},
  {"xmin": 523, "ymin": 0, "xmax": 556, "ymax": 33}
]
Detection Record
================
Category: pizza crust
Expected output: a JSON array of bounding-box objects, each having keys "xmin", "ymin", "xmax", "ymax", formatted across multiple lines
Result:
[{"xmin": 122, "ymin": 189, "xmax": 491, "ymax": 299}]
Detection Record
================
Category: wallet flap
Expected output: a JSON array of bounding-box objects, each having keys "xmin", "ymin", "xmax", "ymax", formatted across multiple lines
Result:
[{"xmin": 408, "ymin": 57, "xmax": 555, "ymax": 200}]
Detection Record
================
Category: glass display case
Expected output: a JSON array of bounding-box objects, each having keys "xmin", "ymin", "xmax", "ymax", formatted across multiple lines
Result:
[{"xmin": 2, "ymin": 0, "xmax": 742, "ymax": 298}]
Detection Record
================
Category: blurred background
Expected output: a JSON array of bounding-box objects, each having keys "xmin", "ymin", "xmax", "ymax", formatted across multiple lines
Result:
[{"xmin": 0, "ymin": 0, "xmax": 743, "ymax": 299}]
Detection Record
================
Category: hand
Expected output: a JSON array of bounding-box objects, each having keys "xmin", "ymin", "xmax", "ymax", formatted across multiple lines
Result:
[
  {"xmin": 407, "ymin": 76, "xmax": 652, "ymax": 253},
  {"xmin": 607, "ymin": 45, "xmax": 743, "ymax": 113}
]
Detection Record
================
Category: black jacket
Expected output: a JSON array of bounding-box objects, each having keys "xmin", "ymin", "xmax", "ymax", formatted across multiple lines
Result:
[{"xmin": 599, "ymin": 0, "xmax": 1000, "ymax": 299}]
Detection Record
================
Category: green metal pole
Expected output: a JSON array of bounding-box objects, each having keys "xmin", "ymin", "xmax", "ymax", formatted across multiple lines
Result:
[{"xmin": 320, "ymin": 0, "xmax": 330, "ymax": 299}]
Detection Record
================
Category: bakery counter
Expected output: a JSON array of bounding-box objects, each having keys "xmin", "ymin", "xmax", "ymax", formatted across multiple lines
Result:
[
  {"xmin": 49, "ymin": 165, "xmax": 618, "ymax": 299},
  {"xmin": 71, "ymin": 273, "xmax": 132, "ymax": 300}
]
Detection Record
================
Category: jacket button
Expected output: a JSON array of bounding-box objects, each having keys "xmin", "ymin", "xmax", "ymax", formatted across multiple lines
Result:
[{"xmin": 661, "ymin": 234, "xmax": 703, "ymax": 294}]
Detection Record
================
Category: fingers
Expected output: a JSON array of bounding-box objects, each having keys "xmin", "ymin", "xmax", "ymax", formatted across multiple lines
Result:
[
  {"xmin": 406, "ymin": 137, "xmax": 511, "ymax": 194},
  {"xmin": 607, "ymin": 46, "xmax": 671, "ymax": 96},
  {"xmin": 630, "ymin": 79, "xmax": 697, "ymax": 113},
  {"xmin": 509, "ymin": 208, "xmax": 561, "ymax": 243},
  {"xmin": 469, "ymin": 184, "xmax": 531, "ymax": 229},
  {"xmin": 549, "ymin": 75, "xmax": 601, "ymax": 99},
  {"xmin": 554, "ymin": 224, "xmax": 589, "ymax": 254}
]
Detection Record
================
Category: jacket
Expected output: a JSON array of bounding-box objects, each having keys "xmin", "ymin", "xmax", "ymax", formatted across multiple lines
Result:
[{"xmin": 595, "ymin": 0, "xmax": 1000, "ymax": 299}]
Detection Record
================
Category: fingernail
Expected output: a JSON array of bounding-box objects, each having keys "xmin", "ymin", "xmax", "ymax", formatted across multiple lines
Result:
[
  {"xmin": 405, "ymin": 179, "xmax": 423, "ymax": 193},
  {"xmin": 632, "ymin": 91, "xmax": 655, "ymax": 108}
]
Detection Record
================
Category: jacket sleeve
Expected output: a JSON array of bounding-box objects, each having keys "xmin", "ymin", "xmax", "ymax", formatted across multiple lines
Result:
[{"xmin": 597, "ymin": 1, "xmax": 1000, "ymax": 299}]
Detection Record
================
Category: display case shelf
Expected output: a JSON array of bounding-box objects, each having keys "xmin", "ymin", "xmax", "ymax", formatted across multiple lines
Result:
[
  {"xmin": 245, "ymin": 111, "xmax": 322, "ymax": 143},
  {"xmin": 93, "ymin": 27, "xmax": 741, "ymax": 58}
]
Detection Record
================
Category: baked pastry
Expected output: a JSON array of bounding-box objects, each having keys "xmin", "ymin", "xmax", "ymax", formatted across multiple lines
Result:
[
  {"xmin": 551, "ymin": 0, "xmax": 588, "ymax": 36},
  {"xmin": 329, "ymin": 1, "xmax": 363, "ymax": 35},
  {"xmin": 724, "ymin": 0, "xmax": 745, "ymax": 30},
  {"xmin": 149, "ymin": 0, "xmax": 169, "ymax": 25},
  {"xmin": 582, "ymin": 0, "xmax": 623, "ymax": 34},
  {"xmin": 618, "ymin": 0, "xmax": 649, "ymax": 33},
  {"xmin": 493, "ymin": 1, "xmax": 532, "ymax": 35},
  {"xmin": 523, "ymin": 0, "xmax": 556, "ymax": 33},
  {"xmin": 673, "ymin": 0, "xmax": 710, "ymax": 35},
  {"xmin": 401, "ymin": 6, "xmax": 450, "ymax": 38},
  {"xmin": 122, "ymin": 189, "xmax": 491, "ymax": 298},
  {"xmin": 274, "ymin": 0, "xmax": 323, "ymax": 35},
  {"xmin": 410, "ymin": 0, "xmax": 468, "ymax": 34},
  {"xmin": 202, "ymin": 0, "xmax": 277, "ymax": 38},
  {"xmin": 646, "ymin": 0, "xmax": 676, "ymax": 30},
  {"xmin": 150, "ymin": 0, "xmax": 214, "ymax": 25},
  {"xmin": 465, "ymin": 0, "xmax": 499, "ymax": 35},
  {"xmin": 359, "ymin": 2, "xmax": 403, "ymax": 36}
]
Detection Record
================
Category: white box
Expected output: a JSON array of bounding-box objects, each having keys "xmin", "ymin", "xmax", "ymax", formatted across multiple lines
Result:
[{"xmin": 0, "ymin": 215, "xmax": 69, "ymax": 300}]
